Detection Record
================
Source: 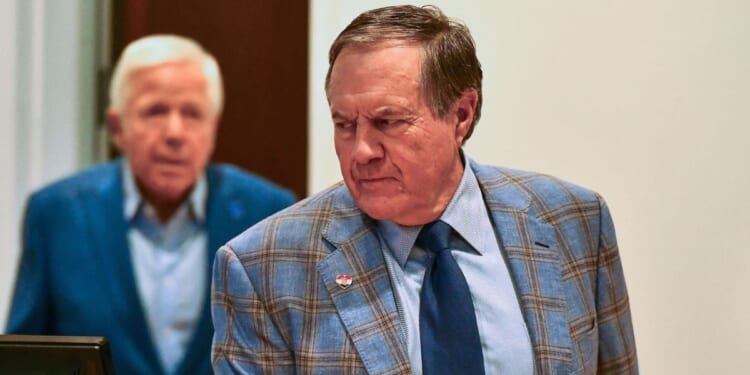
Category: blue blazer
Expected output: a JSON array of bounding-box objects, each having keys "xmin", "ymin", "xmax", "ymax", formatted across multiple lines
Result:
[
  {"xmin": 7, "ymin": 160, "xmax": 296, "ymax": 375},
  {"xmin": 212, "ymin": 161, "xmax": 638, "ymax": 374}
]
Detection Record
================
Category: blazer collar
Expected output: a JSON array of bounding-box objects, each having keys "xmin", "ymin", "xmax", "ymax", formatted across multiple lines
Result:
[
  {"xmin": 472, "ymin": 161, "xmax": 574, "ymax": 374},
  {"xmin": 180, "ymin": 164, "xmax": 248, "ymax": 375},
  {"xmin": 318, "ymin": 184, "xmax": 411, "ymax": 375},
  {"xmin": 82, "ymin": 160, "xmax": 164, "ymax": 372}
]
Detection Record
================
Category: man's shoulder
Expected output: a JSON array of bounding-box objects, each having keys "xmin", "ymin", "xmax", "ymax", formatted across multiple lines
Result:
[
  {"xmin": 471, "ymin": 162, "xmax": 603, "ymax": 213},
  {"xmin": 29, "ymin": 161, "xmax": 120, "ymax": 204},
  {"xmin": 206, "ymin": 163, "xmax": 296, "ymax": 201},
  {"xmin": 227, "ymin": 181, "xmax": 348, "ymax": 253}
]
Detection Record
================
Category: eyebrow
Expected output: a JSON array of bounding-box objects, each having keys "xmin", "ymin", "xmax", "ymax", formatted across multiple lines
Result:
[
  {"xmin": 331, "ymin": 106, "xmax": 414, "ymax": 121},
  {"xmin": 331, "ymin": 111, "xmax": 357, "ymax": 120},
  {"xmin": 371, "ymin": 106, "xmax": 413, "ymax": 117}
]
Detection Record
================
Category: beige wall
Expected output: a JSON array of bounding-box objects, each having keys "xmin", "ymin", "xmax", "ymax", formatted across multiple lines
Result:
[
  {"xmin": 310, "ymin": 1, "xmax": 750, "ymax": 374},
  {"xmin": 0, "ymin": 0, "xmax": 98, "ymax": 329},
  {"xmin": 0, "ymin": 0, "xmax": 20, "ymax": 330}
]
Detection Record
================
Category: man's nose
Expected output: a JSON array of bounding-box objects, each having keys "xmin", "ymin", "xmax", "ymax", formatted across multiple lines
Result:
[
  {"xmin": 164, "ymin": 110, "xmax": 186, "ymax": 147},
  {"xmin": 351, "ymin": 124, "xmax": 384, "ymax": 165}
]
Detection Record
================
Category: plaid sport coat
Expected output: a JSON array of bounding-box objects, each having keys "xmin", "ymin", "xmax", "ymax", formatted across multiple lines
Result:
[{"xmin": 212, "ymin": 160, "xmax": 638, "ymax": 374}]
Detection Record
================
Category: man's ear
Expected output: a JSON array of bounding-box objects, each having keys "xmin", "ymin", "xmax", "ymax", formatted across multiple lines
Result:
[
  {"xmin": 453, "ymin": 88, "xmax": 478, "ymax": 145},
  {"xmin": 105, "ymin": 107, "xmax": 124, "ymax": 150}
]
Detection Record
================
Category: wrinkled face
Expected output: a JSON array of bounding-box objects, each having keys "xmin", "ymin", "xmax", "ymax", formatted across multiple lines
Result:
[
  {"xmin": 328, "ymin": 43, "xmax": 471, "ymax": 226},
  {"xmin": 110, "ymin": 61, "xmax": 218, "ymax": 205}
]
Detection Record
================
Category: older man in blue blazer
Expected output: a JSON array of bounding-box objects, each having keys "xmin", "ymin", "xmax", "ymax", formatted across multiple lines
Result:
[
  {"xmin": 212, "ymin": 5, "xmax": 637, "ymax": 375},
  {"xmin": 6, "ymin": 35, "xmax": 295, "ymax": 375}
]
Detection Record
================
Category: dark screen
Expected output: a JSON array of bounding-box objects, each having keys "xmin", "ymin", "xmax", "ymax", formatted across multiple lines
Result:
[{"xmin": 0, "ymin": 335, "xmax": 114, "ymax": 375}]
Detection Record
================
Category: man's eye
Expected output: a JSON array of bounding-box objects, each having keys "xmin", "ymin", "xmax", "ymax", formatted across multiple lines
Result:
[
  {"xmin": 142, "ymin": 104, "xmax": 169, "ymax": 117},
  {"xmin": 335, "ymin": 121, "xmax": 354, "ymax": 130},
  {"xmin": 375, "ymin": 118, "xmax": 404, "ymax": 127},
  {"xmin": 182, "ymin": 106, "xmax": 203, "ymax": 120}
]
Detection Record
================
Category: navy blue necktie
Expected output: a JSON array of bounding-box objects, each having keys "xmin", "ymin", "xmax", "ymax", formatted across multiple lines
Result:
[{"xmin": 417, "ymin": 220, "xmax": 485, "ymax": 375}]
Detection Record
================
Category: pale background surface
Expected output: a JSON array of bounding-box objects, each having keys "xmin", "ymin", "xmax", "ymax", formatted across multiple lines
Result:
[
  {"xmin": 1, "ymin": 1, "xmax": 748, "ymax": 374},
  {"xmin": 0, "ymin": 0, "xmax": 100, "ymax": 336}
]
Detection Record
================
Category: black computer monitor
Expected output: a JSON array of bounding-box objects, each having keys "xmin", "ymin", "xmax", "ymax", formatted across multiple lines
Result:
[{"xmin": 0, "ymin": 334, "xmax": 114, "ymax": 375}]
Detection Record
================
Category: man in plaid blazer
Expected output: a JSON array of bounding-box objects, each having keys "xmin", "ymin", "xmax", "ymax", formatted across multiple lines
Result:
[{"xmin": 212, "ymin": 5, "xmax": 638, "ymax": 374}]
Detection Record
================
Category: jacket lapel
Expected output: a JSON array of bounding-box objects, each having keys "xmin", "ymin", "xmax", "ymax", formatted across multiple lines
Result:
[
  {"xmin": 473, "ymin": 162, "xmax": 573, "ymax": 374},
  {"xmin": 178, "ymin": 166, "xmax": 252, "ymax": 375},
  {"xmin": 317, "ymin": 189, "xmax": 410, "ymax": 375},
  {"xmin": 81, "ymin": 161, "xmax": 163, "ymax": 373}
]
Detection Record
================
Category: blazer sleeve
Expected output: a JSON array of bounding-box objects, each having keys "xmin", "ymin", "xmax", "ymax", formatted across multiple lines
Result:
[
  {"xmin": 6, "ymin": 194, "xmax": 52, "ymax": 334},
  {"xmin": 595, "ymin": 195, "xmax": 639, "ymax": 373},
  {"xmin": 211, "ymin": 245, "xmax": 295, "ymax": 374}
]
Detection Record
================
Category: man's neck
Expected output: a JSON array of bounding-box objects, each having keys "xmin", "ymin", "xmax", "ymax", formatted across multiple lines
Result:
[{"xmin": 139, "ymin": 187, "xmax": 191, "ymax": 224}]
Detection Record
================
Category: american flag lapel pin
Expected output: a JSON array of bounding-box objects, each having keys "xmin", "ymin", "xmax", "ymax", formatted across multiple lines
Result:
[{"xmin": 335, "ymin": 274, "xmax": 353, "ymax": 289}]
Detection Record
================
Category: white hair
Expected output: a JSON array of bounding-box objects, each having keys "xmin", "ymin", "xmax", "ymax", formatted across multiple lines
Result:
[{"xmin": 108, "ymin": 34, "xmax": 224, "ymax": 115}]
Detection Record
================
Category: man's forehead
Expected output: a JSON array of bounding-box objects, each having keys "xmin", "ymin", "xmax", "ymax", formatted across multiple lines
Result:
[
  {"xmin": 335, "ymin": 40, "xmax": 422, "ymax": 63},
  {"xmin": 122, "ymin": 63, "xmax": 212, "ymax": 116},
  {"xmin": 127, "ymin": 63, "xmax": 207, "ymax": 95},
  {"xmin": 330, "ymin": 46, "xmax": 423, "ymax": 88}
]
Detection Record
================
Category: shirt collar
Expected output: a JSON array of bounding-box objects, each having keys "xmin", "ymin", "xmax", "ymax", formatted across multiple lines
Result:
[
  {"xmin": 440, "ymin": 154, "xmax": 488, "ymax": 257},
  {"xmin": 122, "ymin": 159, "xmax": 208, "ymax": 223},
  {"xmin": 378, "ymin": 153, "xmax": 488, "ymax": 267}
]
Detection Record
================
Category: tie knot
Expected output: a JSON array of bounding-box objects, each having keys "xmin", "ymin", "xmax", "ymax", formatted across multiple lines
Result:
[{"xmin": 416, "ymin": 220, "xmax": 453, "ymax": 254}]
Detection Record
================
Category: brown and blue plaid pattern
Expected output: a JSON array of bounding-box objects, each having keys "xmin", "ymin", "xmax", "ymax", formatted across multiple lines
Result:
[{"xmin": 212, "ymin": 161, "xmax": 638, "ymax": 374}]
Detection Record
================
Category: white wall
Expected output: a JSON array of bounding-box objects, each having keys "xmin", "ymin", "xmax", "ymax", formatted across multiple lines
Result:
[
  {"xmin": 0, "ymin": 0, "xmax": 97, "ymax": 329},
  {"xmin": 0, "ymin": 0, "xmax": 20, "ymax": 331},
  {"xmin": 310, "ymin": 1, "xmax": 750, "ymax": 374}
]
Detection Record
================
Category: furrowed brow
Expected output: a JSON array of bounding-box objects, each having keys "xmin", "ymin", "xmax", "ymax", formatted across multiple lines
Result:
[{"xmin": 331, "ymin": 111, "xmax": 357, "ymax": 121}]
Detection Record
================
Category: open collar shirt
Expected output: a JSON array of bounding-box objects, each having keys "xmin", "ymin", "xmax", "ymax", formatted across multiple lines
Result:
[{"xmin": 122, "ymin": 161, "xmax": 208, "ymax": 375}]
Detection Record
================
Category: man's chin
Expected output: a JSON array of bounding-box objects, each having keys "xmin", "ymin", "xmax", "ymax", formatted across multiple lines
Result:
[
  {"xmin": 355, "ymin": 195, "xmax": 401, "ymax": 221},
  {"xmin": 354, "ymin": 192, "xmax": 439, "ymax": 226},
  {"xmin": 143, "ymin": 180, "xmax": 193, "ymax": 204}
]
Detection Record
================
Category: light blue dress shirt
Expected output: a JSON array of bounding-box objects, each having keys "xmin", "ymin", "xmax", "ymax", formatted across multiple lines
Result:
[
  {"xmin": 378, "ymin": 155, "xmax": 535, "ymax": 375},
  {"xmin": 122, "ymin": 162, "xmax": 208, "ymax": 375}
]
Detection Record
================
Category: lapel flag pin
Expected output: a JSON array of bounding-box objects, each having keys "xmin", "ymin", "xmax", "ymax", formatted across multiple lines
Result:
[{"xmin": 335, "ymin": 274, "xmax": 353, "ymax": 289}]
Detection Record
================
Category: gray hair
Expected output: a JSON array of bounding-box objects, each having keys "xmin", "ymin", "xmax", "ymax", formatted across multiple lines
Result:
[{"xmin": 108, "ymin": 34, "xmax": 223, "ymax": 115}]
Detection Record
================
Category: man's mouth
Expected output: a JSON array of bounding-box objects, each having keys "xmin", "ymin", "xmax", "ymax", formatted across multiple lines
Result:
[
  {"xmin": 357, "ymin": 176, "xmax": 397, "ymax": 189},
  {"xmin": 154, "ymin": 155, "xmax": 187, "ymax": 165}
]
